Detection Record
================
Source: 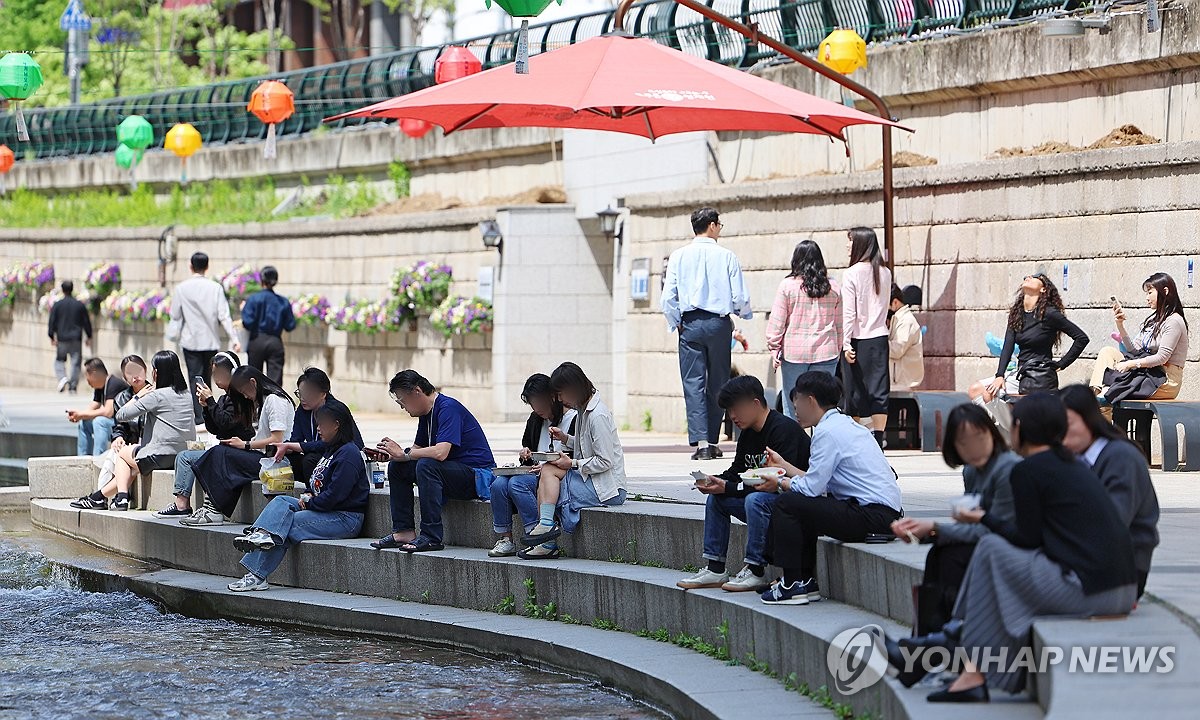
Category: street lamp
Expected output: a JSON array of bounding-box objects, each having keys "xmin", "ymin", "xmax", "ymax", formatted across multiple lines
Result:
[
  {"xmin": 596, "ymin": 205, "xmax": 622, "ymax": 244},
  {"xmin": 480, "ymin": 219, "xmax": 503, "ymax": 252},
  {"xmin": 1042, "ymin": 15, "xmax": 1111, "ymax": 36}
]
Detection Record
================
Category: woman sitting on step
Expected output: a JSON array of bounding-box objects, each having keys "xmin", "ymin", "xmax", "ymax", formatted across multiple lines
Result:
[
  {"xmin": 71, "ymin": 351, "xmax": 195, "ymax": 511},
  {"xmin": 905, "ymin": 393, "xmax": 1137, "ymax": 704},
  {"xmin": 181, "ymin": 366, "xmax": 295, "ymax": 527},
  {"xmin": 1089, "ymin": 272, "xmax": 1189, "ymax": 404},
  {"xmin": 517, "ymin": 362, "xmax": 626, "ymax": 560},
  {"xmin": 228, "ymin": 402, "xmax": 368, "ymax": 592}
]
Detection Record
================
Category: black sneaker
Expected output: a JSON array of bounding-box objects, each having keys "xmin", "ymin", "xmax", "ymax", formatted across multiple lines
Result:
[
  {"xmin": 110, "ymin": 495, "xmax": 131, "ymax": 511},
  {"xmin": 690, "ymin": 446, "xmax": 718, "ymax": 461},
  {"xmin": 711, "ymin": 446, "xmax": 724, "ymax": 459},
  {"xmin": 154, "ymin": 503, "xmax": 192, "ymax": 518},
  {"xmin": 70, "ymin": 495, "xmax": 107, "ymax": 510}
]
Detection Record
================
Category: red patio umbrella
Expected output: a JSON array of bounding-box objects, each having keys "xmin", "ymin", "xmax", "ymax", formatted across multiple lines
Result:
[{"xmin": 328, "ymin": 34, "xmax": 906, "ymax": 144}]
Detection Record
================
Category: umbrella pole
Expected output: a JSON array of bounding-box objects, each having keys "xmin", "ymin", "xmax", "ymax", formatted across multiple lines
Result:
[{"xmin": 612, "ymin": 0, "xmax": 898, "ymax": 269}]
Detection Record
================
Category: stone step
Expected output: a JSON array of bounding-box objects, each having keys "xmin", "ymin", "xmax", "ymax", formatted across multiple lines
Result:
[{"xmin": 31, "ymin": 498, "xmax": 1039, "ymax": 720}]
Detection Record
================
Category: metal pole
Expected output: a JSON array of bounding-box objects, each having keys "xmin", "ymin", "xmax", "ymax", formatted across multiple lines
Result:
[
  {"xmin": 68, "ymin": 28, "xmax": 81, "ymax": 105},
  {"xmin": 612, "ymin": 0, "xmax": 897, "ymax": 268}
]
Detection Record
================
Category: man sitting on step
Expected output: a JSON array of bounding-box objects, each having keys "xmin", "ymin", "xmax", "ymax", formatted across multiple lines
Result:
[
  {"xmin": 760, "ymin": 371, "xmax": 903, "ymax": 606},
  {"xmin": 677, "ymin": 375, "xmax": 810, "ymax": 593}
]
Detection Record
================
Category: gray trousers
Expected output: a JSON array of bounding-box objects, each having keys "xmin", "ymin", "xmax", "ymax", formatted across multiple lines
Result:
[
  {"xmin": 54, "ymin": 339, "xmax": 83, "ymax": 391},
  {"xmin": 677, "ymin": 312, "xmax": 732, "ymax": 444}
]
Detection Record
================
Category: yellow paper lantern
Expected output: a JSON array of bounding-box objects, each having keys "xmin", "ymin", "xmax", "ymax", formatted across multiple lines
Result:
[
  {"xmin": 818, "ymin": 29, "xmax": 867, "ymax": 75},
  {"xmin": 164, "ymin": 123, "xmax": 202, "ymax": 184}
]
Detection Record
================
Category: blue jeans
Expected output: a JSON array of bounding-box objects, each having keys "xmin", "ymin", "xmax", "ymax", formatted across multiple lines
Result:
[
  {"xmin": 388, "ymin": 458, "xmax": 477, "ymax": 544},
  {"xmin": 780, "ymin": 358, "xmax": 839, "ymax": 419},
  {"xmin": 491, "ymin": 473, "xmax": 539, "ymax": 534},
  {"xmin": 240, "ymin": 495, "xmax": 363, "ymax": 580},
  {"xmin": 558, "ymin": 469, "xmax": 626, "ymax": 534},
  {"xmin": 702, "ymin": 491, "xmax": 778, "ymax": 567},
  {"xmin": 77, "ymin": 416, "xmax": 114, "ymax": 456},
  {"xmin": 172, "ymin": 448, "xmax": 207, "ymax": 497}
]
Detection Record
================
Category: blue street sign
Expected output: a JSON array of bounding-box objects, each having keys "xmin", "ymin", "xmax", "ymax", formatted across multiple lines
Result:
[{"xmin": 60, "ymin": 0, "xmax": 93, "ymax": 32}]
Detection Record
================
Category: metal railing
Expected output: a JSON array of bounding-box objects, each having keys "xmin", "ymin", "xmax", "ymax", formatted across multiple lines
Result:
[{"xmin": 1, "ymin": 0, "xmax": 1086, "ymax": 160}]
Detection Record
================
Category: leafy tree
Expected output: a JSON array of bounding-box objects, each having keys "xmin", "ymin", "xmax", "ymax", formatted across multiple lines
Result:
[{"xmin": 384, "ymin": 0, "xmax": 457, "ymax": 46}]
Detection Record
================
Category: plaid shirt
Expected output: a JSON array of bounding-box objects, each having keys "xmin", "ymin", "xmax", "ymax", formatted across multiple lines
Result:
[{"xmin": 766, "ymin": 276, "xmax": 843, "ymax": 364}]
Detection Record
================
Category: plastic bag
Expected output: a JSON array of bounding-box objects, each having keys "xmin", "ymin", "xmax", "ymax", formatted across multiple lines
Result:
[
  {"xmin": 975, "ymin": 395, "xmax": 1012, "ymax": 438},
  {"xmin": 258, "ymin": 457, "xmax": 294, "ymax": 495},
  {"xmin": 95, "ymin": 449, "xmax": 117, "ymax": 490}
]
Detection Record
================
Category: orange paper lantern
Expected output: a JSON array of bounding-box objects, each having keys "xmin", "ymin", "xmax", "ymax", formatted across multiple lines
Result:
[
  {"xmin": 0, "ymin": 144, "xmax": 13, "ymax": 195},
  {"xmin": 400, "ymin": 118, "xmax": 433, "ymax": 139},
  {"xmin": 435, "ymin": 47, "xmax": 482, "ymax": 84},
  {"xmin": 247, "ymin": 80, "xmax": 295, "ymax": 159}
]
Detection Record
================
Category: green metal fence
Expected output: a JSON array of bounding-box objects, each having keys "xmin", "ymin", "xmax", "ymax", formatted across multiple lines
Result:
[{"xmin": 1, "ymin": 0, "xmax": 1084, "ymax": 160}]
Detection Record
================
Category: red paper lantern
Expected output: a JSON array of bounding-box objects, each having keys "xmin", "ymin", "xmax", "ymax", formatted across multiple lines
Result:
[
  {"xmin": 0, "ymin": 145, "xmax": 13, "ymax": 174},
  {"xmin": 435, "ymin": 46, "xmax": 482, "ymax": 84},
  {"xmin": 247, "ymin": 80, "xmax": 295, "ymax": 159},
  {"xmin": 399, "ymin": 118, "xmax": 433, "ymax": 139}
]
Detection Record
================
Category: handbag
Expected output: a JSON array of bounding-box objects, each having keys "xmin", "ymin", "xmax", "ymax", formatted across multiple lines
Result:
[{"xmin": 1016, "ymin": 360, "xmax": 1057, "ymax": 395}]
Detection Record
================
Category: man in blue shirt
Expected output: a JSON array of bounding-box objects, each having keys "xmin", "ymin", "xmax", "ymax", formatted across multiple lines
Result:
[
  {"xmin": 759, "ymin": 371, "xmax": 903, "ymax": 606},
  {"xmin": 371, "ymin": 369, "xmax": 496, "ymax": 553},
  {"xmin": 241, "ymin": 266, "xmax": 296, "ymax": 385},
  {"xmin": 661, "ymin": 207, "xmax": 752, "ymax": 461}
]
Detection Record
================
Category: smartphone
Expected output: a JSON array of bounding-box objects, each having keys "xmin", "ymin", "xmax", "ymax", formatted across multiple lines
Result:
[
  {"xmin": 1110, "ymin": 295, "xmax": 1121, "ymax": 312},
  {"xmin": 264, "ymin": 444, "xmax": 278, "ymax": 456},
  {"xmin": 690, "ymin": 470, "xmax": 708, "ymax": 481},
  {"xmin": 364, "ymin": 447, "xmax": 390, "ymax": 461},
  {"xmin": 194, "ymin": 376, "xmax": 208, "ymax": 389}
]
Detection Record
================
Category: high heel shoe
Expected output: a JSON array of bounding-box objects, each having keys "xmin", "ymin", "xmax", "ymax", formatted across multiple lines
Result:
[{"xmin": 927, "ymin": 681, "xmax": 989, "ymax": 703}]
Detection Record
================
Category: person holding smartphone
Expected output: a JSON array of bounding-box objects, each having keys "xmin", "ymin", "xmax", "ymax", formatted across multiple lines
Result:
[
  {"xmin": 1088, "ymin": 273, "xmax": 1189, "ymax": 403},
  {"xmin": 270, "ymin": 367, "xmax": 364, "ymax": 487}
]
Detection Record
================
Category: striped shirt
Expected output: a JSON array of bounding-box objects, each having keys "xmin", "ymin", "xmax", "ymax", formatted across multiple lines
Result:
[{"xmin": 765, "ymin": 276, "xmax": 843, "ymax": 364}]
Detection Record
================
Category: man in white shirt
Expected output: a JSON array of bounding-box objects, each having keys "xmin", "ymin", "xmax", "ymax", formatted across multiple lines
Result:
[
  {"xmin": 166, "ymin": 252, "xmax": 241, "ymax": 424},
  {"xmin": 661, "ymin": 207, "xmax": 752, "ymax": 461}
]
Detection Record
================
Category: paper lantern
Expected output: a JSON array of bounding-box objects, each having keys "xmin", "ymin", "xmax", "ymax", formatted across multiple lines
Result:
[
  {"xmin": 0, "ymin": 144, "xmax": 13, "ymax": 195},
  {"xmin": 434, "ymin": 47, "xmax": 482, "ymax": 84},
  {"xmin": 399, "ymin": 118, "xmax": 433, "ymax": 139},
  {"xmin": 114, "ymin": 143, "xmax": 140, "ymax": 170},
  {"xmin": 818, "ymin": 29, "xmax": 867, "ymax": 76},
  {"xmin": 248, "ymin": 80, "xmax": 295, "ymax": 160},
  {"xmin": 0, "ymin": 53, "xmax": 45, "ymax": 142},
  {"xmin": 116, "ymin": 115, "xmax": 154, "ymax": 151},
  {"xmin": 164, "ymin": 123, "xmax": 202, "ymax": 184}
]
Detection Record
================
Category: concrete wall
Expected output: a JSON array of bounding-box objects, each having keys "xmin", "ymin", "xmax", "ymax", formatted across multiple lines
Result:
[
  {"xmin": 490, "ymin": 206, "xmax": 615, "ymax": 420},
  {"xmin": 0, "ymin": 212, "xmax": 500, "ymax": 415},
  {"xmin": 620, "ymin": 141, "xmax": 1200, "ymax": 433}
]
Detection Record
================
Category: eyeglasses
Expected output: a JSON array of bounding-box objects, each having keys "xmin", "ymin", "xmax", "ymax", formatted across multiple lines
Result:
[{"xmin": 389, "ymin": 391, "xmax": 407, "ymax": 409}]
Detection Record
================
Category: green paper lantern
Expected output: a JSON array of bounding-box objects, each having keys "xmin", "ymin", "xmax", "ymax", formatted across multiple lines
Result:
[
  {"xmin": 484, "ymin": 0, "xmax": 560, "ymax": 16},
  {"xmin": 116, "ymin": 115, "xmax": 154, "ymax": 151},
  {"xmin": 114, "ymin": 143, "xmax": 141, "ymax": 170},
  {"xmin": 0, "ymin": 53, "xmax": 44, "ymax": 142}
]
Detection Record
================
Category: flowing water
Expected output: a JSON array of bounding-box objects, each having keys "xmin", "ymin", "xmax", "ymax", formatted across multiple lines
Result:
[{"xmin": 0, "ymin": 541, "xmax": 664, "ymax": 720}]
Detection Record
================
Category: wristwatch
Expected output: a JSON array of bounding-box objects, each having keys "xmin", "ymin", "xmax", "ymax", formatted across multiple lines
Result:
[
  {"xmin": 403, "ymin": 447, "xmax": 412, "ymax": 458},
  {"xmin": 244, "ymin": 441, "xmax": 251, "ymax": 451}
]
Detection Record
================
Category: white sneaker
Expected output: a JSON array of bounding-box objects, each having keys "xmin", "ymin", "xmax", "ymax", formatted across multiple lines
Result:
[
  {"xmin": 233, "ymin": 530, "xmax": 276, "ymax": 553},
  {"xmin": 676, "ymin": 567, "xmax": 729, "ymax": 590},
  {"xmin": 227, "ymin": 573, "xmax": 269, "ymax": 592},
  {"xmin": 721, "ymin": 566, "xmax": 770, "ymax": 592},
  {"xmin": 489, "ymin": 537, "xmax": 516, "ymax": 557},
  {"xmin": 57, "ymin": 377, "xmax": 69, "ymax": 393},
  {"xmin": 179, "ymin": 508, "xmax": 225, "ymax": 526}
]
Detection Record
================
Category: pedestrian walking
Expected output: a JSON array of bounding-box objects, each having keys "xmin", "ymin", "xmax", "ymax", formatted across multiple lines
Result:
[
  {"xmin": 661, "ymin": 207, "xmax": 752, "ymax": 461},
  {"xmin": 241, "ymin": 266, "xmax": 296, "ymax": 385},
  {"xmin": 48, "ymin": 280, "xmax": 93, "ymax": 393},
  {"xmin": 166, "ymin": 252, "xmax": 241, "ymax": 426}
]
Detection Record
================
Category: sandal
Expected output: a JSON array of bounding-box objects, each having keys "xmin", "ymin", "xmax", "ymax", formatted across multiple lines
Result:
[
  {"xmin": 400, "ymin": 537, "xmax": 445, "ymax": 553},
  {"xmin": 520, "ymin": 525, "xmax": 562, "ymax": 548},
  {"xmin": 370, "ymin": 534, "xmax": 412, "ymax": 550}
]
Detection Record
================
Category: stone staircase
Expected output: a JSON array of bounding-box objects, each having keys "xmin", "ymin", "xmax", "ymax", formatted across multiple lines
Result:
[{"xmin": 27, "ymin": 456, "xmax": 1200, "ymax": 719}]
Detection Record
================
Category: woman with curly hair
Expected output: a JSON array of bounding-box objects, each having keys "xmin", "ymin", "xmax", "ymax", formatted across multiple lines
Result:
[
  {"xmin": 988, "ymin": 273, "xmax": 1088, "ymax": 396},
  {"xmin": 766, "ymin": 240, "xmax": 842, "ymax": 418}
]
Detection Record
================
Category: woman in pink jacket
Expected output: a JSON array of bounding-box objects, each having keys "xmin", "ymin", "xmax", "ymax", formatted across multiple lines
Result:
[{"xmin": 841, "ymin": 227, "xmax": 893, "ymax": 448}]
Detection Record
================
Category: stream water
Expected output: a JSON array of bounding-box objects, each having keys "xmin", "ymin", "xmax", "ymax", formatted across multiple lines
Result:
[{"xmin": 0, "ymin": 541, "xmax": 664, "ymax": 720}]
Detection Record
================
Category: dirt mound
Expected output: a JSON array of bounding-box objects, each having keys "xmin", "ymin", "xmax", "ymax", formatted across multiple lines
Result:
[
  {"xmin": 366, "ymin": 185, "xmax": 567, "ymax": 216},
  {"xmin": 866, "ymin": 151, "xmax": 938, "ymax": 170},
  {"xmin": 1086, "ymin": 124, "xmax": 1160, "ymax": 150},
  {"xmin": 992, "ymin": 125, "xmax": 1160, "ymax": 158}
]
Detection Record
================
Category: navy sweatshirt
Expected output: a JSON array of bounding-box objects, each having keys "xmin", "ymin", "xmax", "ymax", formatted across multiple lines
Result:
[
  {"xmin": 307, "ymin": 441, "xmax": 370, "ymax": 514},
  {"xmin": 288, "ymin": 395, "xmax": 365, "ymax": 454}
]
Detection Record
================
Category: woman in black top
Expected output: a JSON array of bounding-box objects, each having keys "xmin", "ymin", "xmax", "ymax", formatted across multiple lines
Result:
[
  {"xmin": 924, "ymin": 393, "xmax": 1136, "ymax": 703},
  {"xmin": 989, "ymin": 273, "xmax": 1088, "ymax": 395}
]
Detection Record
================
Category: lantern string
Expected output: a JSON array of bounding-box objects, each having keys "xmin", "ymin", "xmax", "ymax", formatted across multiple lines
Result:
[
  {"xmin": 515, "ymin": 20, "xmax": 530, "ymax": 75},
  {"xmin": 263, "ymin": 123, "xmax": 277, "ymax": 159}
]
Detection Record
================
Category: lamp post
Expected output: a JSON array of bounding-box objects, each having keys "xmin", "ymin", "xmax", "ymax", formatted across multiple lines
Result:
[
  {"xmin": 611, "ymin": 0, "xmax": 898, "ymax": 269},
  {"xmin": 596, "ymin": 205, "xmax": 622, "ymax": 244}
]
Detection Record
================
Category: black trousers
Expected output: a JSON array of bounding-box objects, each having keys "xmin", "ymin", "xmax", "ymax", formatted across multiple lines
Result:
[
  {"xmin": 183, "ymin": 349, "xmax": 217, "ymax": 425},
  {"xmin": 916, "ymin": 542, "xmax": 977, "ymax": 635},
  {"xmin": 248, "ymin": 334, "xmax": 285, "ymax": 386},
  {"xmin": 769, "ymin": 493, "xmax": 901, "ymax": 580}
]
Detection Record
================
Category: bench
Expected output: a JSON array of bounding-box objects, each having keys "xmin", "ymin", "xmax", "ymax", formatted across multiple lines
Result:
[
  {"xmin": 1112, "ymin": 400, "xmax": 1200, "ymax": 472},
  {"xmin": 888, "ymin": 391, "xmax": 970, "ymax": 452}
]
